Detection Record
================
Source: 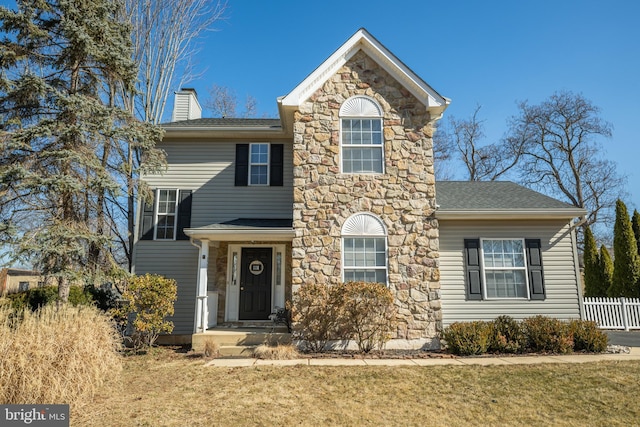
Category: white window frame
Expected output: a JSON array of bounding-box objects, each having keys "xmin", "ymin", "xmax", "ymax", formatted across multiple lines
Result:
[
  {"xmin": 154, "ymin": 188, "xmax": 179, "ymax": 241},
  {"xmin": 249, "ymin": 143, "xmax": 270, "ymax": 186},
  {"xmin": 341, "ymin": 213, "xmax": 388, "ymax": 285},
  {"xmin": 480, "ymin": 238, "xmax": 530, "ymax": 300},
  {"xmin": 18, "ymin": 281, "xmax": 29, "ymax": 292},
  {"xmin": 339, "ymin": 96, "xmax": 384, "ymax": 175}
]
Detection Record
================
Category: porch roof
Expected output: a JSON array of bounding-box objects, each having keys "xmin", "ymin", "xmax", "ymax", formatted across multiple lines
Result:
[{"xmin": 184, "ymin": 218, "xmax": 294, "ymax": 242}]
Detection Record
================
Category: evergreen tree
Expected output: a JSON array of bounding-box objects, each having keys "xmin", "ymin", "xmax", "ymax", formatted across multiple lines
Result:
[
  {"xmin": 0, "ymin": 0, "xmax": 161, "ymax": 301},
  {"xmin": 582, "ymin": 225, "xmax": 602, "ymax": 297},
  {"xmin": 599, "ymin": 245, "xmax": 614, "ymax": 297},
  {"xmin": 632, "ymin": 209, "xmax": 640, "ymax": 256},
  {"xmin": 608, "ymin": 200, "xmax": 640, "ymax": 297}
]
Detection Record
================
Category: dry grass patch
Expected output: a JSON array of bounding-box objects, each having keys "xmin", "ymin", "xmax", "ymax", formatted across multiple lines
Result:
[
  {"xmin": 0, "ymin": 304, "xmax": 121, "ymax": 408},
  {"xmin": 253, "ymin": 344, "xmax": 300, "ymax": 360},
  {"xmin": 73, "ymin": 347, "xmax": 640, "ymax": 426}
]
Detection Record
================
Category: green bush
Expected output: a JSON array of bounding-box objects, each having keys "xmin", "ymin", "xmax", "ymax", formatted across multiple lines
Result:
[
  {"xmin": 488, "ymin": 316, "xmax": 527, "ymax": 354},
  {"xmin": 340, "ymin": 281, "xmax": 397, "ymax": 353},
  {"xmin": 569, "ymin": 319, "xmax": 609, "ymax": 352},
  {"xmin": 522, "ymin": 316, "xmax": 573, "ymax": 354},
  {"xmin": 5, "ymin": 285, "xmax": 119, "ymax": 312},
  {"xmin": 113, "ymin": 274, "xmax": 177, "ymax": 351},
  {"xmin": 441, "ymin": 321, "xmax": 492, "ymax": 356}
]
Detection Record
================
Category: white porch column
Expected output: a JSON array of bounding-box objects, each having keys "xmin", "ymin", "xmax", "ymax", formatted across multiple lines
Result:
[{"xmin": 195, "ymin": 240, "xmax": 209, "ymax": 333}]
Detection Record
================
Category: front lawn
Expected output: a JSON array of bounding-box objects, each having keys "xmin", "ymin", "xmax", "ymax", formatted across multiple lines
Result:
[{"xmin": 75, "ymin": 348, "xmax": 640, "ymax": 426}]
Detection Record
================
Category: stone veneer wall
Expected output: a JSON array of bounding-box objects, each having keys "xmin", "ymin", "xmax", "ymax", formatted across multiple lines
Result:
[{"xmin": 291, "ymin": 50, "xmax": 442, "ymax": 340}]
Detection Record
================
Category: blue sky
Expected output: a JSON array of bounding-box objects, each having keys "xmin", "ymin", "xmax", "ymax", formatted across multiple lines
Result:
[{"xmin": 182, "ymin": 0, "xmax": 639, "ymax": 211}]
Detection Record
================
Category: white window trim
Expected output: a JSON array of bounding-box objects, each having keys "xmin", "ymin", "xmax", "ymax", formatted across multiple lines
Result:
[
  {"xmin": 340, "ymin": 117, "xmax": 385, "ymax": 175},
  {"xmin": 339, "ymin": 96, "xmax": 385, "ymax": 175},
  {"xmin": 480, "ymin": 238, "xmax": 530, "ymax": 300},
  {"xmin": 249, "ymin": 142, "xmax": 270, "ymax": 186},
  {"xmin": 153, "ymin": 188, "xmax": 179, "ymax": 241},
  {"xmin": 341, "ymin": 213, "xmax": 388, "ymax": 286}
]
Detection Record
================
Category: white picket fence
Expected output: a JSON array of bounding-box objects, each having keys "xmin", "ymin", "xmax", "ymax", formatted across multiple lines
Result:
[{"xmin": 582, "ymin": 297, "xmax": 640, "ymax": 331}]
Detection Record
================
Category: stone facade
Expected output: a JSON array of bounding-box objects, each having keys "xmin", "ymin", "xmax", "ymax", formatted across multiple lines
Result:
[{"xmin": 291, "ymin": 50, "xmax": 442, "ymax": 340}]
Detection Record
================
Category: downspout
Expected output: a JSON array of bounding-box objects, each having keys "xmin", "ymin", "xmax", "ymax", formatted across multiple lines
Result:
[{"xmin": 569, "ymin": 218, "xmax": 587, "ymax": 319}]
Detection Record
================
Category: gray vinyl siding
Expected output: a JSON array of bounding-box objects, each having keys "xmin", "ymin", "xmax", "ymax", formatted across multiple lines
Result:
[
  {"xmin": 142, "ymin": 140, "xmax": 294, "ymax": 225},
  {"xmin": 133, "ymin": 140, "xmax": 293, "ymax": 334},
  {"xmin": 439, "ymin": 219, "xmax": 581, "ymax": 326},
  {"xmin": 134, "ymin": 241, "xmax": 198, "ymax": 334}
]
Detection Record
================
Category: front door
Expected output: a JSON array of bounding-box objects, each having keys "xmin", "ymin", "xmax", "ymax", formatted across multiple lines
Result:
[{"xmin": 239, "ymin": 247, "xmax": 272, "ymax": 320}]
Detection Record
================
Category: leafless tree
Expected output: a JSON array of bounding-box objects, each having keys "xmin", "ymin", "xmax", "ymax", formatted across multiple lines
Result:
[
  {"xmin": 205, "ymin": 84, "xmax": 259, "ymax": 118},
  {"xmin": 507, "ymin": 91, "xmax": 626, "ymax": 231},
  {"xmin": 434, "ymin": 106, "xmax": 522, "ymax": 181},
  {"xmin": 127, "ymin": 0, "xmax": 228, "ymax": 124}
]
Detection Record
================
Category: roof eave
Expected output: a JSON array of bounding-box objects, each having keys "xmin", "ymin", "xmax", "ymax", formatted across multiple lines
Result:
[
  {"xmin": 435, "ymin": 209, "xmax": 586, "ymax": 220},
  {"xmin": 184, "ymin": 228, "xmax": 295, "ymax": 242}
]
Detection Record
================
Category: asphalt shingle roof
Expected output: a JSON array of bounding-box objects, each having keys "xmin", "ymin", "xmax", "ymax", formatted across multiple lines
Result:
[
  {"xmin": 435, "ymin": 181, "xmax": 579, "ymax": 211},
  {"xmin": 163, "ymin": 118, "xmax": 281, "ymax": 128}
]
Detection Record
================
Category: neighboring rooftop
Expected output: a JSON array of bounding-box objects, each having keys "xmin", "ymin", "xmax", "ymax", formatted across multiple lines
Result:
[{"xmin": 435, "ymin": 181, "xmax": 585, "ymax": 219}]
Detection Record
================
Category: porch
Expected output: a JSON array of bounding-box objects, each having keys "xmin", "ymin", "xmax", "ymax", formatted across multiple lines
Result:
[{"xmin": 192, "ymin": 324, "xmax": 292, "ymax": 357}]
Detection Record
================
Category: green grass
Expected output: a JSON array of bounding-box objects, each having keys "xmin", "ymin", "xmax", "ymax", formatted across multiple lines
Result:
[{"xmin": 75, "ymin": 348, "xmax": 640, "ymax": 426}]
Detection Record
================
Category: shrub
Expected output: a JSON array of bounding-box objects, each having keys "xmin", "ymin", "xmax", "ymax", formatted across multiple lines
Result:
[
  {"xmin": 569, "ymin": 319, "xmax": 608, "ymax": 352},
  {"xmin": 253, "ymin": 344, "xmax": 299, "ymax": 360},
  {"xmin": 203, "ymin": 339, "xmax": 220, "ymax": 358},
  {"xmin": 522, "ymin": 315, "xmax": 573, "ymax": 354},
  {"xmin": 340, "ymin": 281, "xmax": 397, "ymax": 353},
  {"xmin": 0, "ymin": 304, "xmax": 121, "ymax": 407},
  {"xmin": 114, "ymin": 273, "xmax": 177, "ymax": 351},
  {"xmin": 441, "ymin": 321, "xmax": 492, "ymax": 355},
  {"xmin": 5, "ymin": 285, "xmax": 119, "ymax": 312},
  {"xmin": 292, "ymin": 283, "xmax": 344, "ymax": 352},
  {"xmin": 488, "ymin": 315, "xmax": 527, "ymax": 354}
]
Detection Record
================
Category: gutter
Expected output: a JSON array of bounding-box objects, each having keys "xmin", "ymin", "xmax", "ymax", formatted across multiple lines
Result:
[{"xmin": 436, "ymin": 208, "xmax": 587, "ymax": 220}]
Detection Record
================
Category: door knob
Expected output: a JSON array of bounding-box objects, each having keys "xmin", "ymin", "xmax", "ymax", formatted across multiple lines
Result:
[{"xmin": 240, "ymin": 287, "xmax": 244, "ymax": 291}]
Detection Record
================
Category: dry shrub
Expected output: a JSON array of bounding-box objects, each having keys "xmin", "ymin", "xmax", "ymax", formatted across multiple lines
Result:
[
  {"xmin": 441, "ymin": 321, "xmax": 492, "ymax": 355},
  {"xmin": 569, "ymin": 319, "xmax": 609, "ymax": 352},
  {"xmin": 253, "ymin": 344, "xmax": 299, "ymax": 360},
  {"xmin": 522, "ymin": 315, "xmax": 574, "ymax": 354},
  {"xmin": 292, "ymin": 283, "xmax": 344, "ymax": 352},
  {"xmin": 0, "ymin": 304, "xmax": 121, "ymax": 407},
  {"xmin": 341, "ymin": 281, "xmax": 397, "ymax": 353},
  {"xmin": 203, "ymin": 339, "xmax": 220, "ymax": 358}
]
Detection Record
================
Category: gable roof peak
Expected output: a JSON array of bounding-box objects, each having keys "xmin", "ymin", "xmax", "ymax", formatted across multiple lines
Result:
[{"xmin": 279, "ymin": 28, "xmax": 449, "ymax": 119}]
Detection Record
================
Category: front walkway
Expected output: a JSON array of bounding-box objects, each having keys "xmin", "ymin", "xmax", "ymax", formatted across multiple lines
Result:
[{"xmin": 205, "ymin": 347, "xmax": 640, "ymax": 367}]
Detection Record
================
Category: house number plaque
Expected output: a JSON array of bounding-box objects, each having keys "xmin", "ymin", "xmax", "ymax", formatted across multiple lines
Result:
[{"xmin": 249, "ymin": 260, "xmax": 264, "ymax": 275}]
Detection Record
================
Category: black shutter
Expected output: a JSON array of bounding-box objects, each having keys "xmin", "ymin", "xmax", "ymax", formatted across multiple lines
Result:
[
  {"xmin": 464, "ymin": 239, "xmax": 483, "ymax": 300},
  {"xmin": 140, "ymin": 196, "xmax": 155, "ymax": 241},
  {"xmin": 525, "ymin": 239, "xmax": 545, "ymax": 300},
  {"xmin": 270, "ymin": 144, "xmax": 284, "ymax": 186},
  {"xmin": 235, "ymin": 144, "xmax": 249, "ymax": 186},
  {"xmin": 176, "ymin": 190, "xmax": 192, "ymax": 240}
]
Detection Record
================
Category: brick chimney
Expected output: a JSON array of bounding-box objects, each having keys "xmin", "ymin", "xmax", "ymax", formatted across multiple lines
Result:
[{"xmin": 171, "ymin": 88, "xmax": 202, "ymax": 122}]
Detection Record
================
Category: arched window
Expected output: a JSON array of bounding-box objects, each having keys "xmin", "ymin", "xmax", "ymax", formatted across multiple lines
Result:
[
  {"xmin": 339, "ymin": 96, "xmax": 384, "ymax": 174},
  {"xmin": 341, "ymin": 213, "xmax": 388, "ymax": 284}
]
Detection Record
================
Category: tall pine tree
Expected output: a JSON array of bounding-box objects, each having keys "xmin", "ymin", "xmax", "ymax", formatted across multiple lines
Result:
[
  {"xmin": 582, "ymin": 225, "xmax": 603, "ymax": 296},
  {"xmin": 0, "ymin": 0, "xmax": 162, "ymax": 301},
  {"xmin": 608, "ymin": 200, "xmax": 640, "ymax": 297},
  {"xmin": 599, "ymin": 245, "xmax": 614, "ymax": 297},
  {"xmin": 632, "ymin": 209, "xmax": 640, "ymax": 256}
]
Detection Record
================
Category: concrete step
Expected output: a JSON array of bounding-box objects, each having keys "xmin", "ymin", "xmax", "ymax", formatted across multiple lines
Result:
[
  {"xmin": 218, "ymin": 345, "xmax": 257, "ymax": 357},
  {"xmin": 192, "ymin": 330, "xmax": 291, "ymax": 351}
]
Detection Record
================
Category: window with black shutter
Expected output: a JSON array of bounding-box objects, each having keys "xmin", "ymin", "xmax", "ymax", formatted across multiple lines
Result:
[
  {"xmin": 235, "ymin": 143, "xmax": 284, "ymax": 186},
  {"xmin": 463, "ymin": 238, "xmax": 545, "ymax": 301},
  {"xmin": 138, "ymin": 189, "xmax": 192, "ymax": 241}
]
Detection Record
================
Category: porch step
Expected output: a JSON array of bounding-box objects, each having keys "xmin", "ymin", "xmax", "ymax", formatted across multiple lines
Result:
[
  {"xmin": 218, "ymin": 345, "xmax": 257, "ymax": 357},
  {"xmin": 192, "ymin": 329, "xmax": 292, "ymax": 352}
]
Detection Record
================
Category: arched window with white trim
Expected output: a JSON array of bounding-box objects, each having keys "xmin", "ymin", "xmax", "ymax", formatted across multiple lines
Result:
[
  {"xmin": 339, "ymin": 96, "xmax": 384, "ymax": 174},
  {"xmin": 342, "ymin": 213, "xmax": 388, "ymax": 284}
]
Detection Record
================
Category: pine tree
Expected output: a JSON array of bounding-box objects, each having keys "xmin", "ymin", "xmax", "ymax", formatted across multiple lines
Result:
[
  {"xmin": 632, "ymin": 209, "xmax": 640, "ymax": 256},
  {"xmin": 609, "ymin": 200, "xmax": 640, "ymax": 297},
  {"xmin": 582, "ymin": 226, "xmax": 601, "ymax": 297},
  {"xmin": 0, "ymin": 0, "xmax": 162, "ymax": 301},
  {"xmin": 599, "ymin": 245, "xmax": 614, "ymax": 296}
]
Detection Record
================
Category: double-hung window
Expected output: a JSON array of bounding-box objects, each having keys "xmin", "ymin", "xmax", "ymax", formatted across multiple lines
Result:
[
  {"xmin": 463, "ymin": 238, "xmax": 545, "ymax": 301},
  {"xmin": 249, "ymin": 143, "xmax": 269, "ymax": 185},
  {"xmin": 339, "ymin": 96, "xmax": 384, "ymax": 174},
  {"xmin": 342, "ymin": 213, "xmax": 388, "ymax": 285},
  {"xmin": 481, "ymin": 239, "xmax": 528, "ymax": 298},
  {"xmin": 155, "ymin": 189, "xmax": 178, "ymax": 240}
]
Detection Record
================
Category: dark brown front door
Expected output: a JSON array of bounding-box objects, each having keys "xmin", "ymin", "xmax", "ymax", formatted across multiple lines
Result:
[{"xmin": 239, "ymin": 247, "xmax": 272, "ymax": 320}]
